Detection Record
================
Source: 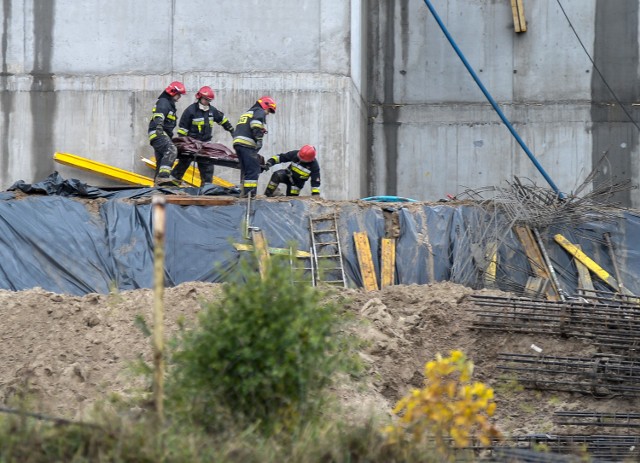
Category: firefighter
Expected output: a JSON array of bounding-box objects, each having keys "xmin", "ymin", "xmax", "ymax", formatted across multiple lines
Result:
[
  {"xmin": 172, "ymin": 86, "xmax": 235, "ymax": 185},
  {"xmin": 263, "ymin": 145, "xmax": 321, "ymax": 197},
  {"xmin": 148, "ymin": 81, "xmax": 186, "ymax": 186},
  {"xmin": 232, "ymin": 96, "xmax": 277, "ymax": 197}
]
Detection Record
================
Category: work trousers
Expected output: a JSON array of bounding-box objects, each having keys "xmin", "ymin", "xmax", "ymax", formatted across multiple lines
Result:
[
  {"xmin": 264, "ymin": 170, "xmax": 303, "ymax": 196},
  {"xmin": 172, "ymin": 152, "xmax": 215, "ymax": 185},
  {"xmin": 234, "ymin": 144, "xmax": 261, "ymax": 197},
  {"xmin": 150, "ymin": 136, "xmax": 178, "ymax": 178}
]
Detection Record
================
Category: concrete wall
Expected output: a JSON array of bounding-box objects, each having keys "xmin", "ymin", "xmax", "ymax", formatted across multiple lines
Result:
[
  {"xmin": 0, "ymin": 0, "xmax": 367, "ymax": 199},
  {"xmin": 368, "ymin": 0, "xmax": 640, "ymax": 206}
]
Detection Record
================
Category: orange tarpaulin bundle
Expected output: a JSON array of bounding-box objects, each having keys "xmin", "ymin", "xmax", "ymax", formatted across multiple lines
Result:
[{"xmin": 172, "ymin": 137, "xmax": 264, "ymax": 169}]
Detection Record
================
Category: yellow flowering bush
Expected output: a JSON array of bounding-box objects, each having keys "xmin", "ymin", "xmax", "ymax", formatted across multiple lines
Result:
[{"xmin": 386, "ymin": 350, "xmax": 500, "ymax": 457}]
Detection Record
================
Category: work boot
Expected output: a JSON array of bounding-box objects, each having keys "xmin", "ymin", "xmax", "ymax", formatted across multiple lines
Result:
[{"xmin": 155, "ymin": 175, "xmax": 181, "ymax": 187}]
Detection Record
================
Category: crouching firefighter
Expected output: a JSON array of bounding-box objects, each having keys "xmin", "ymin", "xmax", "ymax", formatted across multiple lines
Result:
[
  {"xmin": 148, "ymin": 81, "xmax": 186, "ymax": 186},
  {"xmin": 263, "ymin": 145, "xmax": 321, "ymax": 197}
]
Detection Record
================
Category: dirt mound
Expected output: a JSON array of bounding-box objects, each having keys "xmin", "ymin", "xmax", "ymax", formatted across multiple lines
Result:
[{"xmin": 1, "ymin": 281, "xmax": 639, "ymax": 437}]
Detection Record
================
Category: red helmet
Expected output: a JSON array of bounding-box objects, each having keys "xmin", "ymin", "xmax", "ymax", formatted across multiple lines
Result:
[
  {"xmin": 165, "ymin": 81, "xmax": 186, "ymax": 96},
  {"xmin": 196, "ymin": 86, "xmax": 215, "ymax": 101},
  {"xmin": 258, "ymin": 96, "xmax": 277, "ymax": 113},
  {"xmin": 298, "ymin": 145, "xmax": 316, "ymax": 162}
]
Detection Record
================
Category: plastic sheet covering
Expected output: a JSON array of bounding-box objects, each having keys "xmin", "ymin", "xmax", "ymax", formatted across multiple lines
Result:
[{"xmin": 2, "ymin": 173, "xmax": 640, "ymax": 296}]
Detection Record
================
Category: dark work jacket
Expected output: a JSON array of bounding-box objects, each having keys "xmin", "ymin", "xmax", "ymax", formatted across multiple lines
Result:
[
  {"xmin": 232, "ymin": 102, "xmax": 268, "ymax": 151},
  {"xmin": 148, "ymin": 91, "xmax": 178, "ymax": 140},
  {"xmin": 267, "ymin": 150, "xmax": 321, "ymax": 194},
  {"xmin": 176, "ymin": 102, "xmax": 233, "ymax": 141}
]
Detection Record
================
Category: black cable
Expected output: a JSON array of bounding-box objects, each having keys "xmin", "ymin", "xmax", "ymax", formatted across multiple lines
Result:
[{"xmin": 555, "ymin": 0, "xmax": 640, "ymax": 133}]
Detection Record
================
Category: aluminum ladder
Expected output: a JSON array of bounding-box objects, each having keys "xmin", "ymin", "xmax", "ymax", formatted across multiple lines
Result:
[{"xmin": 309, "ymin": 214, "xmax": 347, "ymax": 287}]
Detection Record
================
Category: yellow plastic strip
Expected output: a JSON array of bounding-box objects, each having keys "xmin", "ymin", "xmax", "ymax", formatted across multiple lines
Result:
[
  {"xmin": 554, "ymin": 234, "xmax": 634, "ymax": 296},
  {"xmin": 141, "ymin": 157, "xmax": 235, "ymax": 189},
  {"xmin": 54, "ymin": 152, "xmax": 154, "ymax": 186},
  {"xmin": 380, "ymin": 238, "xmax": 396, "ymax": 288},
  {"xmin": 353, "ymin": 231, "xmax": 379, "ymax": 291}
]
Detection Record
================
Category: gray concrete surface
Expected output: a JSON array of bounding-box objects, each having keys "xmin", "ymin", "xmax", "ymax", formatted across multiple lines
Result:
[{"xmin": 3, "ymin": 0, "xmax": 640, "ymax": 204}]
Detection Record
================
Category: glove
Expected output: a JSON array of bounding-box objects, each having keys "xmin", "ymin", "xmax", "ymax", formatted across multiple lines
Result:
[
  {"xmin": 228, "ymin": 129, "xmax": 235, "ymax": 138},
  {"xmin": 255, "ymin": 140, "xmax": 263, "ymax": 151},
  {"xmin": 266, "ymin": 159, "xmax": 275, "ymax": 169},
  {"xmin": 155, "ymin": 124, "xmax": 164, "ymax": 137},
  {"xmin": 222, "ymin": 121, "xmax": 234, "ymax": 133},
  {"xmin": 260, "ymin": 164, "xmax": 270, "ymax": 172}
]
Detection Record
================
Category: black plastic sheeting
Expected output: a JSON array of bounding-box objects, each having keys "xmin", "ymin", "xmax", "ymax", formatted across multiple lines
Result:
[{"xmin": 2, "ymin": 173, "xmax": 640, "ymax": 296}]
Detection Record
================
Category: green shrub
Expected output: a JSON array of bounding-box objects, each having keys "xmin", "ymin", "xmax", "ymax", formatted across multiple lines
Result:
[{"xmin": 167, "ymin": 253, "xmax": 358, "ymax": 433}]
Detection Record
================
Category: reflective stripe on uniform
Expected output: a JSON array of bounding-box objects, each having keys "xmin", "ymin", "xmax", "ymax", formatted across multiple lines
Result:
[
  {"xmin": 243, "ymin": 180, "xmax": 258, "ymax": 188},
  {"xmin": 167, "ymin": 113, "xmax": 176, "ymax": 121},
  {"xmin": 233, "ymin": 136, "xmax": 257, "ymax": 148},
  {"xmin": 250, "ymin": 120, "xmax": 264, "ymax": 130},
  {"xmin": 177, "ymin": 128, "xmax": 188, "ymax": 136},
  {"xmin": 291, "ymin": 164, "xmax": 311, "ymax": 178},
  {"xmin": 311, "ymin": 187, "xmax": 320, "ymax": 194},
  {"xmin": 290, "ymin": 186, "xmax": 300, "ymax": 195}
]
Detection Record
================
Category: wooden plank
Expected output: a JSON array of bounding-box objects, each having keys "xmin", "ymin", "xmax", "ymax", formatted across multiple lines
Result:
[
  {"xmin": 574, "ymin": 244, "xmax": 595, "ymax": 292},
  {"xmin": 510, "ymin": 0, "xmax": 527, "ymax": 33},
  {"xmin": 483, "ymin": 242, "xmax": 498, "ymax": 289},
  {"xmin": 514, "ymin": 226, "xmax": 560, "ymax": 300},
  {"xmin": 353, "ymin": 232, "xmax": 379, "ymax": 291},
  {"xmin": 162, "ymin": 197, "xmax": 237, "ymax": 206},
  {"xmin": 524, "ymin": 276, "xmax": 550, "ymax": 299},
  {"xmin": 251, "ymin": 230, "xmax": 270, "ymax": 280},
  {"xmin": 233, "ymin": 243, "xmax": 312, "ymax": 258},
  {"xmin": 380, "ymin": 238, "xmax": 396, "ymax": 288}
]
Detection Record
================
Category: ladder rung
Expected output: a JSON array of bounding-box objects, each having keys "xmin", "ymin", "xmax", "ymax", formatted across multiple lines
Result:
[{"xmin": 316, "ymin": 242, "xmax": 338, "ymax": 246}]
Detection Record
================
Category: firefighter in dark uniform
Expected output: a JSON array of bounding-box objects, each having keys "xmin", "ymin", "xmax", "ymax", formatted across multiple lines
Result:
[
  {"xmin": 232, "ymin": 96, "xmax": 277, "ymax": 197},
  {"xmin": 263, "ymin": 145, "xmax": 321, "ymax": 197},
  {"xmin": 148, "ymin": 81, "xmax": 186, "ymax": 186},
  {"xmin": 172, "ymin": 86, "xmax": 234, "ymax": 185}
]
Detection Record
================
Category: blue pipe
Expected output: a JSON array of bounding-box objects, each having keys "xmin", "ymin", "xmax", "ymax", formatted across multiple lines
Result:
[{"xmin": 422, "ymin": 0, "xmax": 564, "ymax": 198}]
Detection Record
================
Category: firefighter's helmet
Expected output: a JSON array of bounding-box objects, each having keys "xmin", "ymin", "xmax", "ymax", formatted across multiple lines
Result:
[
  {"xmin": 196, "ymin": 86, "xmax": 215, "ymax": 101},
  {"xmin": 258, "ymin": 96, "xmax": 277, "ymax": 113},
  {"xmin": 298, "ymin": 145, "xmax": 316, "ymax": 162},
  {"xmin": 165, "ymin": 81, "xmax": 186, "ymax": 96}
]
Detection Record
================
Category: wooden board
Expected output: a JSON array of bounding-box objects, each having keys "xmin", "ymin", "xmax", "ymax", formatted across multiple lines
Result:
[
  {"xmin": 353, "ymin": 232, "xmax": 379, "ymax": 291},
  {"xmin": 574, "ymin": 244, "xmax": 595, "ymax": 292},
  {"xmin": 514, "ymin": 226, "xmax": 560, "ymax": 300},
  {"xmin": 510, "ymin": 0, "xmax": 527, "ymax": 33},
  {"xmin": 251, "ymin": 230, "xmax": 270, "ymax": 279},
  {"xmin": 380, "ymin": 238, "xmax": 396, "ymax": 288}
]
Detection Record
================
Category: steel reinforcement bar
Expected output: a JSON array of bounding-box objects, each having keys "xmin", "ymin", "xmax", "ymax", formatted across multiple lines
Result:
[
  {"xmin": 554, "ymin": 411, "xmax": 640, "ymax": 428},
  {"xmin": 497, "ymin": 353, "xmax": 640, "ymax": 397}
]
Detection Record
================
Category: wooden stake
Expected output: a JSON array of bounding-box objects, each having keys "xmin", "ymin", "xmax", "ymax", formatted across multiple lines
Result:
[
  {"xmin": 380, "ymin": 238, "xmax": 396, "ymax": 288},
  {"xmin": 152, "ymin": 195, "xmax": 166, "ymax": 428}
]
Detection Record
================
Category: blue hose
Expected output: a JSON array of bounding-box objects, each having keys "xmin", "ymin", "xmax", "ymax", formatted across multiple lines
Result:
[{"xmin": 422, "ymin": 0, "xmax": 565, "ymax": 199}]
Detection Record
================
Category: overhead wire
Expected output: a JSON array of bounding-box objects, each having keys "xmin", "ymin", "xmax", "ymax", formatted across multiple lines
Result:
[{"xmin": 555, "ymin": 0, "xmax": 640, "ymax": 134}]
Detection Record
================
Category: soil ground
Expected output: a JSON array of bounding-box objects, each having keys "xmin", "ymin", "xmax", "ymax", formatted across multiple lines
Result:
[{"xmin": 1, "ymin": 280, "xmax": 639, "ymax": 439}]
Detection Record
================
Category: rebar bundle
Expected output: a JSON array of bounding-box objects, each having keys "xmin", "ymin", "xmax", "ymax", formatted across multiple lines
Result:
[
  {"xmin": 497, "ymin": 353, "xmax": 640, "ymax": 397},
  {"xmin": 497, "ymin": 434, "xmax": 640, "ymax": 461},
  {"xmin": 554, "ymin": 411, "xmax": 640, "ymax": 429},
  {"xmin": 469, "ymin": 294, "xmax": 640, "ymax": 354}
]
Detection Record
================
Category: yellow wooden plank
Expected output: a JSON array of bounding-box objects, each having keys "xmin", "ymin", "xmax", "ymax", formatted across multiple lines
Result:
[
  {"xmin": 251, "ymin": 230, "xmax": 270, "ymax": 280},
  {"xmin": 141, "ymin": 157, "xmax": 235, "ymax": 189},
  {"xmin": 514, "ymin": 226, "xmax": 559, "ymax": 300},
  {"xmin": 353, "ymin": 232, "xmax": 379, "ymax": 291},
  {"xmin": 554, "ymin": 234, "xmax": 635, "ymax": 296},
  {"xmin": 232, "ymin": 243, "xmax": 311, "ymax": 258},
  {"xmin": 380, "ymin": 238, "xmax": 396, "ymax": 288},
  {"xmin": 54, "ymin": 152, "xmax": 154, "ymax": 186}
]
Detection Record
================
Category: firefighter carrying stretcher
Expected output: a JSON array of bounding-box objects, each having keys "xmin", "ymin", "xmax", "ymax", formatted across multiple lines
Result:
[
  {"xmin": 263, "ymin": 145, "xmax": 321, "ymax": 197},
  {"xmin": 172, "ymin": 86, "xmax": 235, "ymax": 185}
]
